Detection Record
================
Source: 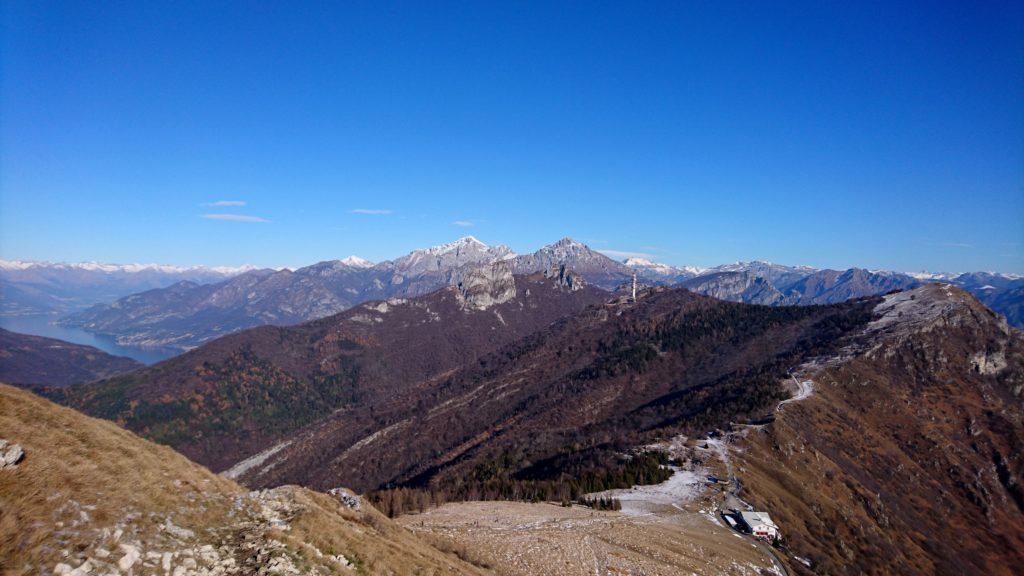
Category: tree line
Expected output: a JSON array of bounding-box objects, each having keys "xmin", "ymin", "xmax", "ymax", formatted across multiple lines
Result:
[{"xmin": 368, "ymin": 449, "xmax": 670, "ymax": 517}]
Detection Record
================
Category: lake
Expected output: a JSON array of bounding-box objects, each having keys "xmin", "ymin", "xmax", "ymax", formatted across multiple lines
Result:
[{"xmin": 0, "ymin": 315, "xmax": 181, "ymax": 365}]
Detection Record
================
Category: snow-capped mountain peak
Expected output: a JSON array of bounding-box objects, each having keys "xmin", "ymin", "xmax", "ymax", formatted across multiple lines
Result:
[
  {"xmin": 546, "ymin": 237, "xmax": 591, "ymax": 252},
  {"xmin": 340, "ymin": 255, "xmax": 374, "ymax": 268},
  {"xmin": 906, "ymin": 271, "xmax": 957, "ymax": 281},
  {"xmin": 537, "ymin": 238, "xmax": 596, "ymax": 257},
  {"xmin": 0, "ymin": 259, "xmax": 34, "ymax": 271},
  {"xmin": 0, "ymin": 259, "xmax": 258, "ymax": 275},
  {"xmin": 428, "ymin": 236, "xmax": 487, "ymax": 255},
  {"xmin": 623, "ymin": 257, "xmax": 673, "ymax": 273},
  {"xmin": 388, "ymin": 237, "xmax": 516, "ymax": 276},
  {"xmin": 623, "ymin": 257, "xmax": 655, "ymax": 267},
  {"xmin": 622, "ymin": 257, "xmax": 705, "ymax": 280}
]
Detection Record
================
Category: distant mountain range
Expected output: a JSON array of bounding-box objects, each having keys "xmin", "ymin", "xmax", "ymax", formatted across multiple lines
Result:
[
  {"xmin": 0, "ymin": 259, "xmax": 254, "ymax": 317},
  {"xmin": 670, "ymin": 263, "xmax": 1024, "ymax": 326},
  {"xmin": 4, "ymin": 237, "xmax": 1021, "ymax": 351},
  {"xmin": 677, "ymin": 265, "xmax": 917, "ymax": 306},
  {"xmin": 56, "ymin": 237, "xmax": 631, "ymax": 349}
]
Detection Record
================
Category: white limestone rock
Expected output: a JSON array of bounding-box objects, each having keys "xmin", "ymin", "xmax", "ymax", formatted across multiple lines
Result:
[
  {"xmin": 452, "ymin": 261, "xmax": 516, "ymax": 311},
  {"xmin": 118, "ymin": 543, "xmax": 141, "ymax": 570},
  {"xmin": 0, "ymin": 441, "xmax": 24, "ymax": 469}
]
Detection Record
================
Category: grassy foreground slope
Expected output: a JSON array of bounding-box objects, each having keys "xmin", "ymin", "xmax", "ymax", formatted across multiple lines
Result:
[{"xmin": 0, "ymin": 384, "xmax": 485, "ymax": 576}]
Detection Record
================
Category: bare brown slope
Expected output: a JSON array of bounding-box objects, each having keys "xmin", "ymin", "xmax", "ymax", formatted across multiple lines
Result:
[
  {"xmin": 240, "ymin": 286, "xmax": 881, "ymax": 493},
  {"xmin": 0, "ymin": 328, "xmax": 142, "ymax": 387},
  {"xmin": 0, "ymin": 384, "xmax": 486, "ymax": 576},
  {"xmin": 732, "ymin": 285, "xmax": 1024, "ymax": 575},
  {"xmin": 59, "ymin": 269, "xmax": 606, "ymax": 472}
]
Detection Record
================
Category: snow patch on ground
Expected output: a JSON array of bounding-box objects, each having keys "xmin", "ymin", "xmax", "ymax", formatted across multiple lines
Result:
[
  {"xmin": 221, "ymin": 440, "xmax": 292, "ymax": 480},
  {"xmin": 589, "ymin": 466, "xmax": 708, "ymax": 517}
]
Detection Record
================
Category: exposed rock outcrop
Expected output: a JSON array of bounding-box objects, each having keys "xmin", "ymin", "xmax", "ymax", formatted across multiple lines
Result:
[
  {"xmin": 453, "ymin": 261, "xmax": 517, "ymax": 310},
  {"xmin": 544, "ymin": 264, "xmax": 585, "ymax": 291},
  {"xmin": 328, "ymin": 487, "xmax": 362, "ymax": 510},
  {"xmin": 0, "ymin": 439, "xmax": 23, "ymax": 469}
]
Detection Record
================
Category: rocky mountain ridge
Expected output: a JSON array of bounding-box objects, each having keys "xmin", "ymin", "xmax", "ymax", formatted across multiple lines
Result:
[
  {"xmin": 58, "ymin": 271, "xmax": 608, "ymax": 472},
  {"xmin": 226, "ymin": 285, "xmax": 884, "ymax": 492},
  {"xmin": 59, "ymin": 237, "xmax": 627, "ymax": 349},
  {"xmin": 510, "ymin": 238, "xmax": 635, "ymax": 288},
  {"xmin": 622, "ymin": 257, "xmax": 704, "ymax": 283},
  {"xmin": 677, "ymin": 262, "xmax": 1024, "ymax": 327},
  {"xmin": 728, "ymin": 284, "xmax": 1024, "ymax": 575},
  {"xmin": 12, "ymin": 238, "xmax": 1024, "ymax": 353}
]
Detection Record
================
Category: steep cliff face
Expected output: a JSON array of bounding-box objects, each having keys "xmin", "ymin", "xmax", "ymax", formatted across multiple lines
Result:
[
  {"xmin": 731, "ymin": 285, "xmax": 1024, "ymax": 576},
  {"xmin": 453, "ymin": 261, "xmax": 517, "ymax": 310},
  {"xmin": 542, "ymin": 264, "xmax": 586, "ymax": 291}
]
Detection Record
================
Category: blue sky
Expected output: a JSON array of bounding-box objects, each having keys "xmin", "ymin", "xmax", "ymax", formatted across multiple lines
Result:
[{"xmin": 2, "ymin": 1, "xmax": 1022, "ymax": 272}]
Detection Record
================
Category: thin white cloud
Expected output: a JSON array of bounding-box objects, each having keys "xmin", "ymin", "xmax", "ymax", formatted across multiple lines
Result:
[
  {"xmin": 201, "ymin": 213, "xmax": 269, "ymax": 223},
  {"xmin": 453, "ymin": 220, "xmax": 475, "ymax": 227},
  {"xmin": 202, "ymin": 200, "xmax": 247, "ymax": 207},
  {"xmin": 922, "ymin": 239, "xmax": 975, "ymax": 249},
  {"xmin": 598, "ymin": 249, "xmax": 656, "ymax": 260},
  {"xmin": 350, "ymin": 208, "xmax": 393, "ymax": 215}
]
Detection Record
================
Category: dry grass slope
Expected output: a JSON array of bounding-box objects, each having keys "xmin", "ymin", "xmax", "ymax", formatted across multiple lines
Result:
[{"xmin": 0, "ymin": 383, "xmax": 485, "ymax": 576}]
